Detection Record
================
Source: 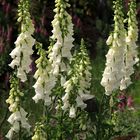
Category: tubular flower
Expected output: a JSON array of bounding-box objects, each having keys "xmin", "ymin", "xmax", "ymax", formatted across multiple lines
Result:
[
  {"xmin": 120, "ymin": 0, "xmax": 139, "ymax": 90},
  {"xmin": 6, "ymin": 76, "xmax": 31, "ymax": 140},
  {"xmin": 32, "ymin": 43, "xmax": 56, "ymax": 105},
  {"xmin": 101, "ymin": 0, "xmax": 126, "ymax": 95},
  {"xmin": 62, "ymin": 39, "xmax": 94, "ymax": 118},
  {"xmin": 48, "ymin": 0, "xmax": 74, "ymax": 77},
  {"xmin": 9, "ymin": 0, "xmax": 35, "ymax": 82}
]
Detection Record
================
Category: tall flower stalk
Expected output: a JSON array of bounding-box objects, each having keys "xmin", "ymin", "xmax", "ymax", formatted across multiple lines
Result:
[
  {"xmin": 32, "ymin": 0, "xmax": 75, "ymax": 106},
  {"xmin": 62, "ymin": 39, "xmax": 93, "ymax": 118},
  {"xmin": 101, "ymin": 0, "xmax": 126, "ymax": 95},
  {"xmin": 48, "ymin": 0, "xmax": 74, "ymax": 77},
  {"xmin": 9, "ymin": 0, "xmax": 35, "ymax": 82},
  {"xmin": 6, "ymin": 0, "xmax": 34, "ymax": 139},
  {"xmin": 120, "ymin": 0, "xmax": 139, "ymax": 90},
  {"xmin": 6, "ymin": 75, "xmax": 31, "ymax": 139},
  {"xmin": 32, "ymin": 0, "xmax": 75, "ymax": 138},
  {"xmin": 32, "ymin": 43, "xmax": 56, "ymax": 105}
]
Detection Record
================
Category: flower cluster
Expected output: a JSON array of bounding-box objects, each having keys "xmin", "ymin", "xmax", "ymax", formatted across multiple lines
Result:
[
  {"xmin": 6, "ymin": 107, "xmax": 31, "ymax": 139},
  {"xmin": 32, "ymin": 43, "xmax": 56, "ymax": 105},
  {"xmin": 120, "ymin": 0, "xmax": 139, "ymax": 90},
  {"xmin": 62, "ymin": 39, "xmax": 94, "ymax": 118},
  {"xmin": 101, "ymin": 0, "xmax": 139, "ymax": 95},
  {"xmin": 48, "ymin": 0, "xmax": 74, "ymax": 77},
  {"xmin": 101, "ymin": 0, "xmax": 126, "ymax": 95},
  {"xmin": 9, "ymin": 0, "xmax": 35, "ymax": 82},
  {"xmin": 32, "ymin": 122, "xmax": 46, "ymax": 140},
  {"xmin": 6, "ymin": 0, "xmax": 34, "ymax": 139},
  {"xmin": 6, "ymin": 76, "xmax": 31, "ymax": 140}
]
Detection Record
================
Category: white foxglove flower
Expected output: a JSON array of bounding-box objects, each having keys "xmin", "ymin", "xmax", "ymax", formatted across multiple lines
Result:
[
  {"xmin": 48, "ymin": 0, "xmax": 74, "ymax": 78},
  {"xmin": 106, "ymin": 34, "xmax": 113, "ymax": 45},
  {"xmin": 62, "ymin": 39, "xmax": 93, "ymax": 118},
  {"xmin": 62, "ymin": 101, "xmax": 70, "ymax": 111},
  {"xmin": 12, "ymin": 121, "xmax": 20, "ymax": 132},
  {"xmin": 6, "ymin": 0, "xmax": 33, "ymax": 139},
  {"xmin": 60, "ymin": 62, "xmax": 67, "ymax": 72},
  {"xmin": 9, "ymin": 57, "xmax": 20, "ymax": 69},
  {"xmin": 120, "ymin": 0, "xmax": 139, "ymax": 90},
  {"xmin": 69, "ymin": 106, "xmax": 76, "ymax": 118},
  {"xmin": 32, "ymin": 94, "xmax": 43, "ymax": 103},
  {"xmin": 9, "ymin": 31, "xmax": 35, "ymax": 82},
  {"xmin": 62, "ymin": 92, "xmax": 69, "ymax": 103},
  {"xmin": 64, "ymin": 80, "xmax": 73, "ymax": 93},
  {"xmin": 6, "ymin": 107, "xmax": 31, "ymax": 139},
  {"xmin": 101, "ymin": 0, "xmax": 126, "ymax": 95},
  {"xmin": 61, "ymin": 92, "xmax": 70, "ymax": 110},
  {"xmin": 9, "ymin": 46, "xmax": 21, "ymax": 58},
  {"xmin": 20, "ymin": 107, "xmax": 31, "ymax": 132},
  {"xmin": 9, "ymin": 0, "xmax": 35, "ymax": 82},
  {"xmin": 80, "ymin": 92, "xmax": 94, "ymax": 101},
  {"xmin": 33, "ymin": 44, "xmax": 56, "ymax": 105},
  {"xmin": 61, "ymin": 76, "xmax": 66, "ymax": 86},
  {"xmin": 33, "ymin": 72, "xmax": 55, "ymax": 105},
  {"xmin": 7, "ymin": 111, "xmax": 21, "ymax": 125},
  {"xmin": 17, "ymin": 67, "xmax": 27, "ymax": 82},
  {"xmin": 76, "ymin": 96, "xmax": 87, "ymax": 109},
  {"xmin": 6, "ymin": 128, "xmax": 14, "ymax": 140}
]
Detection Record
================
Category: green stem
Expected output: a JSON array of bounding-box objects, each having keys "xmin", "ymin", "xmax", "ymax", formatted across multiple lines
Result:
[
  {"xmin": 72, "ymin": 118, "xmax": 75, "ymax": 139},
  {"xmin": 60, "ymin": 109, "xmax": 63, "ymax": 140},
  {"xmin": 96, "ymin": 94, "xmax": 106, "ymax": 140},
  {"xmin": 43, "ymin": 102, "xmax": 46, "ymax": 117},
  {"xmin": 18, "ymin": 122, "xmax": 22, "ymax": 140}
]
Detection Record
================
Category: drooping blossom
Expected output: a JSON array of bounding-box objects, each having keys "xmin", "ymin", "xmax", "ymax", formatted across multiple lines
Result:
[
  {"xmin": 120, "ymin": 0, "xmax": 139, "ymax": 90},
  {"xmin": 62, "ymin": 39, "xmax": 94, "ymax": 118},
  {"xmin": 6, "ymin": 107, "xmax": 31, "ymax": 140},
  {"xmin": 35, "ymin": 0, "xmax": 75, "ymax": 108},
  {"xmin": 9, "ymin": 0, "xmax": 35, "ymax": 82},
  {"xmin": 32, "ymin": 43, "xmax": 56, "ymax": 105},
  {"xmin": 33, "ymin": 0, "xmax": 75, "ymax": 120},
  {"xmin": 101, "ymin": 0, "xmax": 126, "ymax": 95},
  {"xmin": 48, "ymin": 0, "xmax": 74, "ymax": 77},
  {"xmin": 6, "ymin": 75, "xmax": 31, "ymax": 139},
  {"xmin": 6, "ymin": 0, "xmax": 33, "ymax": 139}
]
